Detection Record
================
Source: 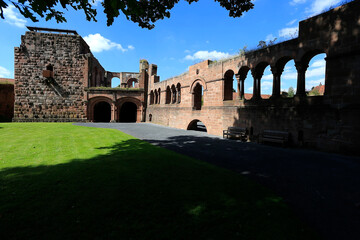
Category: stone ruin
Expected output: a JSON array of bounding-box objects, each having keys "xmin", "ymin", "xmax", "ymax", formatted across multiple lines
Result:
[{"xmin": 11, "ymin": 1, "xmax": 360, "ymax": 154}]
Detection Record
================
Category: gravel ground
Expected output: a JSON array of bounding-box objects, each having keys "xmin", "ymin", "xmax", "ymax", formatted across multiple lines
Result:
[{"xmin": 75, "ymin": 122, "xmax": 360, "ymax": 240}]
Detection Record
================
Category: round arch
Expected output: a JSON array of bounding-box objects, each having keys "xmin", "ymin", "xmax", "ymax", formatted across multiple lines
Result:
[
  {"xmin": 299, "ymin": 49, "xmax": 327, "ymax": 66},
  {"xmin": 88, "ymin": 96, "xmax": 114, "ymax": 122},
  {"xmin": 127, "ymin": 78, "xmax": 139, "ymax": 88},
  {"xmin": 116, "ymin": 97, "xmax": 142, "ymax": 123},
  {"xmin": 223, "ymin": 70, "xmax": 235, "ymax": 101},
  {"xmin": 187, "ymin": 119, "xmax": 207, "ymax": 132},
  {"xmin": 189, "ymin": 78, "xmax": 207, "ymax": 93},
  {"xmin": 93, "ymin": 102, "xmax": 111, "ymax": 122}
]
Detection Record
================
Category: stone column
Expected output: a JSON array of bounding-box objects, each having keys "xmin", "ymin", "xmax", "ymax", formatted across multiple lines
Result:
[
  {"xmin": 240, "ymin": 78, "xmax": 245, "ymax": 100},
  {"xmin": 295, "ymin": 62, "xmax": 308, "ymax": 96},
  {"xmin": 271, "ymin": 66, "xmax": 282, "ymax": 97},
  {"xmin": 111, "ymin": 102, "xmax": 116, "ymax": 122},
  {"xmin": 251, "ymin": 69, "xmax": 262, "ymax": 99},
  {"xmin": 235, "ymin": 74, "xmax": 242, "ymax": 99}
]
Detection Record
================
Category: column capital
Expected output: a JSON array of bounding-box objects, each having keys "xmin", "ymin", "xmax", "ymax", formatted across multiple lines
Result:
[
  {"xmin": 270, "ymin": 65, "xmax": 284, "ymax": 76},
  {"xmin": 251, "ymin": 69, "xmax": 263, "ymax": 80},
  {"xmin": 295, "ymin": 62, "xmax": 309, "ymax": 72}
]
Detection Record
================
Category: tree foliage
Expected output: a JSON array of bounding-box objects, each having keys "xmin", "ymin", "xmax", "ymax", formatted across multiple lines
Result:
[
  {"xmin": 288, "ymin": 86, "xmax": 295, "ymax": 97},
  {"xmin": 0, "ymin": 0, "xmax": 254, "ymax": 29}
]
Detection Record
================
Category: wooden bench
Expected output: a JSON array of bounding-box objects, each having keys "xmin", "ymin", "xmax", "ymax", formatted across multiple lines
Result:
[
  {"xmin": 260, "ymin": 130, "xmax": 290, "ymax": 146},
  {"xmin": 223, "ymin": 127, "xmax": 247, "ymax": 141}
]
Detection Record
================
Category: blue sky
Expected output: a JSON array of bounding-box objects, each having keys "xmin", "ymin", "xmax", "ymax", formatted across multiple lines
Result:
[{"xmin": 0, "ymin": 0, "xmax": 344, "ymax": 93}]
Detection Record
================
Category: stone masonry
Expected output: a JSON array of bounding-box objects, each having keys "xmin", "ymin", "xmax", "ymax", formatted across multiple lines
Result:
[
  {"xmin": 11, "ymin": 1, "xmax": 360, "ymax": 154},
  {"xmin": 14, "ymin": 27, "xmax": 147, "ymax": 123},
  {"xmin": 145, "ymin": 1, "xmax": 360, "ymax": 154}
]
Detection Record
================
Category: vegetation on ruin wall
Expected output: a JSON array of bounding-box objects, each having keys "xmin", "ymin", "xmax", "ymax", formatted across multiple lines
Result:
[
  {"xmin": 86, "ymin": 87, "xmax": 144, "ymax": 91},
  {"xmin": 0, "ymin": 123, "xmax": 318, "ymax": 239},
  {"xmin": 0, "ymin": 81, "xmax": 14, "ymax": 85}
]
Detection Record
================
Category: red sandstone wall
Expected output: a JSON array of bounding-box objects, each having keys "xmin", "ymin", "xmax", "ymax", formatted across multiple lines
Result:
[
  {"xmin": 145, "ymin": 1, "xmax": 360, "ymax": 154},
  {"xmin": 0, "ymin": 79, "xmax": 14, "ymax": 121},
  {"xmin": 14, "ymin": 31, "xmax": 90, "ymax": 122}
]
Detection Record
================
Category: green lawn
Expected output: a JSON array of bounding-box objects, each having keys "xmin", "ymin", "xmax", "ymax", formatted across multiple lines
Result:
[{"xmin": 0, "ymin": 123, "xmax": 318, "ymax": 239}]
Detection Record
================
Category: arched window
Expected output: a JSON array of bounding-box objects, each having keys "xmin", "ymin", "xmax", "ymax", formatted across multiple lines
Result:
[
  {"xmin": 127, "ymin": 78, "xmax": 138, "ymax": 88},
  {"xmin": 165, "ymin": 86, "xmax": 171, "ymax": 104},
  {"xmin": 306, "ymin": 53, "xmax": 326, "ymax": 96},
  {"xmin": 158, "ymin": 88, "xmax": 161, "ymax": 104},
  {"xmin": 111, "ymin": 77, "xmax": 121, "ymax": 88},
  {"xmin": 297, "ymin": 50, "xmax": 326, "ymax": 96},
  {"xmin": 260, "ymin": 65, "xmax": 272, "ymax": 99},
  {"xmin": 224, "ymin": 70, "xmax": 234, "ymax": 101},
  {"xmin": 149, "ymin": 91, "xmax": 154, "ymax": 105},
  {"xmin": 176, "ymin": 83, "xmax": 181, "ymax": 103},
  {"xmin": 171, "ymin": 85, "xmax": 176, "ymax": 104},
  {"xmin": 238, "ymin": 66, "xmax": 251, "ymax": 100},
  {"xmin": 193, "ymin": 82, "xmax": 203, "ymax": 110},
  {"xmin": 155, "ymin": 90, "xmax": 158, "ymax": 104},
  {"xmin": 280, "ymin": 59, "xmax": 297, "ymax": 98}
]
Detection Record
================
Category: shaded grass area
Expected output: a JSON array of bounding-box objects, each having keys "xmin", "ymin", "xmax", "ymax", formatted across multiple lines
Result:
[{"xmin": 0, "ymin": 123, "xmax": 318, "ymax": 239}]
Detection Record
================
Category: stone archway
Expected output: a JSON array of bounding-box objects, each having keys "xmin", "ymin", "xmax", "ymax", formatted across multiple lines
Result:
[
  {"xmin": 93, "ymin": 101, "xmax": 111, "ymax": 122},
  {"xmin": 119, "ymin": 102, "xmax": 137, "ymax": 122},
  {"xmin": 187, "ymin": 119, "xmax": 207, "ymax": 132}
]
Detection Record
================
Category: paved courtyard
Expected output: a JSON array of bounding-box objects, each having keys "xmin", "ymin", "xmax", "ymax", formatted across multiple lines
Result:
[{"xmin": 75, "ymin": 122, "xmax": 360, "ymax": 240}]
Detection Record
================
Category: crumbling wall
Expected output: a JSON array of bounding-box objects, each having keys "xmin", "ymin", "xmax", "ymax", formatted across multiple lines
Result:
[
  {"xmin": 146, "ymin": 1, "xmax": 360, "ymax": 154},
  {"xmin": 13, "ymin": 31, "xmax": 91, "ymax": 122}
]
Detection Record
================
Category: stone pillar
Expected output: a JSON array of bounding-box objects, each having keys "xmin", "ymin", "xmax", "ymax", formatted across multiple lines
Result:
[
  {"xmin": 295, "ymin": 62, "xmax": 308, "ymax": 96},
  {"xmin": 235, "ymin": 74, "xmax": 241, "ymax": 99},
  {"xmin": 251, "ymin": 69, "xmax": 262, "ymax": 99},
  {"xmin": 235, "ymin": 74, "xmax": 245, "ymax": 100},
  {"xmin": 240, "ymin": 78, "xmax": 245, "ymax": 100},
  {"xmin": 271, "ymin": 66, "xmax": 282, "ymax": 97},
  {"xmin": 111, "ymin": 102, "xmax": 116, "ymax": 122}
]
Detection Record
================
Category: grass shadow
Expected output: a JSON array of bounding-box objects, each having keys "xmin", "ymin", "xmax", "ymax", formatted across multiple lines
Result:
[{"xmin": 0, "ymin": 138, "xmax": 318, "ymax": 240}]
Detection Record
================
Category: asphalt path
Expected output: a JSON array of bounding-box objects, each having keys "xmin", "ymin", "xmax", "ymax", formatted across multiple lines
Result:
[{"xmin": 74, "ymin": 122, "xmax": 360, "ymax": 240}]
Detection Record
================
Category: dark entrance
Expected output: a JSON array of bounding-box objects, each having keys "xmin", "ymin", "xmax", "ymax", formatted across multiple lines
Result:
[
  {"xmin": 187, "ymin": 119, "xmax": 207, "ymax": 132},
  {"xmin": 119, "ymin": 102, "xmax": 137, "ymax": 122},
  {"xmin": 94, "ymin": 102, "xmax": 111, "ymax": 122}
]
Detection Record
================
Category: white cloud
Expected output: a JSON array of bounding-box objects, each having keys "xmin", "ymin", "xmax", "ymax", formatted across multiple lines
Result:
[
  {"xmin": 265, "ymin": 34, "xmax": 275, "ymax": 42},
  {"xmin": 307, "ymin": 0, "xmax": 341, "ymax": 15},
  {"xmin": 310, "ymin": 59, "xmax": 325, "ymax": 68},
  {"xmin": 282, "ymin": 72, "xmax": 298, "ymax": 80},
  {"xmin": 248, "ymin": 87, "xmax": 253, "ymax": 92},
  {"xmin": 3, "ymin": 5, "xmax": 27, "ymax": 28},
  {"xmin": 279, "ymin": 27, "xmax": 298, "ymax": 38},
  {"xmin": 184, "ymin": 50, "xmax": 191, "ymax": 53},
  {"xmin": 287, "ymin": 19, "xmax": 297, "ymax": 26},
  {"xmin": 83, "ymin": 33, "xmax": 134, "ymax": 53},
  {"xmin": 184, "ymin": 50, "xmax": 231, "ymax": 61},
  {"xmin": 262, "ymin": 74, "xmax": 273, "ymax": 80},
  {"xmin": 306, "ymin": 66, "xmax": 326, "ymax": 78},
  {"xmin": 290, "ymin": 0, "xmax": 307, "ymax": 6},
  {"xmin": 261, "ymin": 81, "xmax": 273, "ymax": 87},
  {"xmin": 0, "ymin": 66, "xmax": 11, "ymax": 78}
]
